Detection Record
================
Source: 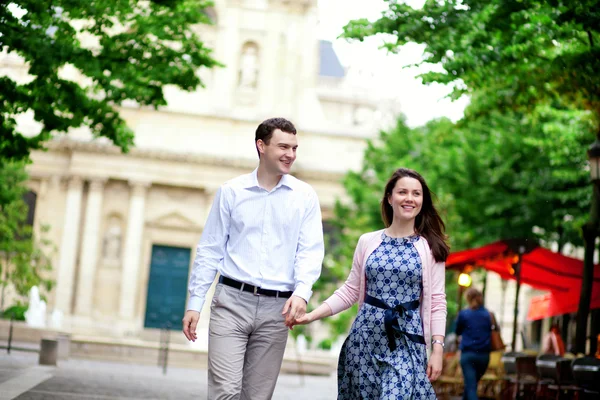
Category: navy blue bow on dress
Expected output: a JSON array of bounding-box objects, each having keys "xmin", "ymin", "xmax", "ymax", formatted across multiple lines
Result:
[{"xmin": 365, "ymin": 294, "xmax": 426, "ymax": 351}]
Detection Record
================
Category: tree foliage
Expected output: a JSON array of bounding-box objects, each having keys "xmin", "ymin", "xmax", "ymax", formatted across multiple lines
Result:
[
  {"xmin": 344, "ymin": 0, "xmax": 599, "ymax": 122},
  {"xmin": 0, "ymin": 161, "xmax": 54, "ymax": 311},
  {"xmin": 1, "ymin": 0, "xmax": 219, "ymax": 162}
]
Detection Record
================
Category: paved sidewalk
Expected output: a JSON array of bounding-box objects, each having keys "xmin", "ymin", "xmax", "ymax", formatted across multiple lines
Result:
[{"xmin": 0, "ymin": 352, "xmax": 337, "ymax": 399}]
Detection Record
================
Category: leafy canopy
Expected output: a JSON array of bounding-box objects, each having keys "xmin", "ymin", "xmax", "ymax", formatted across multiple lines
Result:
[
  {"xmin": 343, "ymin": 0, "xmax": 600, "ymax": 120},
  {"xmin": 0, "ymin": 161, "xmax": 54, "ymax": 312},
  {"xmin": 1, "ymin": 0, "xmax": 219, "ymax": 162}
]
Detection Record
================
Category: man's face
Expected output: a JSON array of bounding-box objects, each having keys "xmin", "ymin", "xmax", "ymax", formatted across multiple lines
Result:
[{"xmin": 257, "ymin": 129, "xmax": 298, "ymax": 175}]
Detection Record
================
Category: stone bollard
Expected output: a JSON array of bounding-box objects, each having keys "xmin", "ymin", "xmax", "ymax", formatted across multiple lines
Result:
[
  {"xmin": 56, "ymin": 333, "xmax": 71, "ymax": 360},
  {"xmin": 39, "ymin": 338, "xmax": 58, "ymax": 366}
]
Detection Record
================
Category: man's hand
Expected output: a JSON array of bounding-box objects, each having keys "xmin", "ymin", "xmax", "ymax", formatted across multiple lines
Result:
[
  {"xmin": 282, "ymin": 295, "xmax": 306, "ymax": 328},
  {"xmin": 182, "ymin": 310, "xmax": 200, "ymax": 342}
]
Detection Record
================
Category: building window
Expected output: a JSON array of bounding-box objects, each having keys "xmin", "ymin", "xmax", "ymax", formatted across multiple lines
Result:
[{"xmin": 22, "ymin": 190, "xmax": 37, "ymax": 227}]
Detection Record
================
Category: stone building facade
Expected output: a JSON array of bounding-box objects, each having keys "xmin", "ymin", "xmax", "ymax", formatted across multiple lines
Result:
[{"xmin": 2, "ymin": 0, "xmax": 399, "ymax": 341}]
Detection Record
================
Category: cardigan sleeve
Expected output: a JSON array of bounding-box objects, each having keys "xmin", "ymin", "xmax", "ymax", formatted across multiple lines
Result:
[
  {"xmin": 430, "ymin": 259, "xmax": 447, "ymax": 337},
  {"xmin": 323, "ymin": 235, "xmax": 364, "ymax": 315}
]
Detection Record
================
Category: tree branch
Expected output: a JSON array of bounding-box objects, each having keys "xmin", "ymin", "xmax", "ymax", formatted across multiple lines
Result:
[{"xmin": 588, "ymin": 30, "xmax": 594, "ymax": 48}]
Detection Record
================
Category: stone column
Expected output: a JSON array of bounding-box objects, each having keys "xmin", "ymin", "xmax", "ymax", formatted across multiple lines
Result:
[
  {"xmin": 211, "ymin": 9, "xmax": 240, "ymax": 110},
  {"xmin": 74, "ymin": 179, "xmax": 106, "ymax": 316},
  {"xmin": 55, "ymin": 176, "xmax": 84, "ymax": 315},
  {"xmin": 261, "ymin": 12, "xmax": 281, "ymax": 114},
  {"xmin": 119, "ymin": 181, "xmax": 149, "ymax": 320}
]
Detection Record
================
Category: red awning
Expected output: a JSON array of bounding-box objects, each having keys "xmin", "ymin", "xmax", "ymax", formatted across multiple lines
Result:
[
  {"xmin": 527, "ymin": 293, "xmax": 552, "ymax": 321},
  {"xmin": 447, "ymin": 242, "xmax": 600, "ymax": 294},
  {"xmin": 448, "ymin": 241, "xmax": 600, "ymax": 320},
  {"xmin": 446, "ymin": 241, "xmax": 509, "ymax": 267},
  {"xmin": 527, "ymin": 284, "xmax": 600, "ymax": 321}
]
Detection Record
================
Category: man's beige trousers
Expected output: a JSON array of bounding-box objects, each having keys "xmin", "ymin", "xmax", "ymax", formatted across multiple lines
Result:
[{"xmin": 208, "ymin": 283, "xmax": 289, "ymax": 400}]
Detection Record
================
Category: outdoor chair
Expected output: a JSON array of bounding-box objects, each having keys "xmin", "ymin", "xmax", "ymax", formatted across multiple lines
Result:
[
  {"xmin": 500, "ymin": 351, "xmax": 525, "ymax": 375},
  {"xmin": 572, "ymin": 356, "xmax": 600, "ymax": 400},
  {"xmin": 546, "ymin": 359, "xmax": 581, "ymax": 400},
  {"xmin": 535, "ymin": 354, "xmax": 563, "ymax": 398},
  {"xmin": 501, "ymin": 354, "xmax": 538, "ymax": 399}
]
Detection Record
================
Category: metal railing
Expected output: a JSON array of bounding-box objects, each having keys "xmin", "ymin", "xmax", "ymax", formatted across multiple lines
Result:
[
  {"xmin": 157, "ymin": 322, "xmax": 171, "ymax": 375},
  {"xmin": 0, "ymin": 315, "xmax": 40, "ymax": 354}
]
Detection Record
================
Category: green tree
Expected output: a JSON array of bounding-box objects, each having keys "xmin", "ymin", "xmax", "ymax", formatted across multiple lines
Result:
[
  {"xmin": 0, "ymin": 161, "xmax": 54, "ymax": 313},
  {"xmin": 339, "ymin": 1, "xmax": 598, "ymax": 247},
  {"xmin": 1, "ymin": 0, "xmax": 219, "ymax": 163},
  {"xmin": 343, "ymin": 0, "xmax": 599, "ymax": 123}
]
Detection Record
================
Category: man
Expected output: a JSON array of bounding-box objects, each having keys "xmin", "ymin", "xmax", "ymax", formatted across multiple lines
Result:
[{"xmin": 182, "ymin": 117, "xmax": 324, "ymax": 400}]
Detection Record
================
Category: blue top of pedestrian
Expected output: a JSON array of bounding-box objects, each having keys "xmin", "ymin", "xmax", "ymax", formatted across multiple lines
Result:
[{"xmin": 456, "ymin": 306, "xmax": 492, "ymax": 353}]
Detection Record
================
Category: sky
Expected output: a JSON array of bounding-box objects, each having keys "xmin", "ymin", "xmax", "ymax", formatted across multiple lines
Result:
[{"xmin": 317, "ymin": 0, "xmax": 469, "ymax": 127}]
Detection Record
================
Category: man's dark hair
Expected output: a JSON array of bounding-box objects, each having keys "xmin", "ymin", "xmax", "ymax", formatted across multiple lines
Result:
[{"xmin": 255, "ymin": 118, "xmax": 296, "ymax": 157}]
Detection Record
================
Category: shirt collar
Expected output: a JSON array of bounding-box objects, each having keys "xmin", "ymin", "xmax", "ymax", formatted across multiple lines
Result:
[{"xmin": 245, "ymin": 168, "xmax": 295, "ymax": 190}]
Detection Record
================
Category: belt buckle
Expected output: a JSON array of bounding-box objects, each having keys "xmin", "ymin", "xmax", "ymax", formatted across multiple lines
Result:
[{"xmin": 253, "ymin": 286, "xmax": 260, "ymax": 296}]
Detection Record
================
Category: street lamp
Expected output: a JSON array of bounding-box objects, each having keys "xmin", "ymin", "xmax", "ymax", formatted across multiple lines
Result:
[
  {"xmin": 576, "ymin": 137, "xmax": 600, "ymax": 355},
  {"xmin": 457, "ymin": 272, "xmax": 472, "ymax": 311},
  {"xmin": 458, "ymin": 273, "xmax": 472, "ymax": 288},
  {"xmin": 511, "ymin": 250, "xmax": 525, "ymax": 352}
]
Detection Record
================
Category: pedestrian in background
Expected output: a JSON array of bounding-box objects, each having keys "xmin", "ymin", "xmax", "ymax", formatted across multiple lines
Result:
[
  {"xmin": 542, "ymin": 322, "xmax": 566, "ymax": 356},
  {"xmin": 455, "ymin": 287, "xmax": 492, "ymax": 400}
]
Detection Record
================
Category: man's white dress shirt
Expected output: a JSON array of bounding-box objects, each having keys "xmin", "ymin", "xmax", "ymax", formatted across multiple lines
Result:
[{"xmin": 187, "ymin": 169, "xmax": 325, "ymax": 312}]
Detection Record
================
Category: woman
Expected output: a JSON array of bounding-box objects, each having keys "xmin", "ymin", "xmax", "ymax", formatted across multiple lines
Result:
[
  {"xmin": 294, "ymin": 168, "xmax": 448, "ymax": 399},
  {"xmin": 542, "ymin": 322, "xmax": 565, "ymax": 356},
  {"xmin": 455, "ymin": 288, "xmax": 492, "ymax": 400}
]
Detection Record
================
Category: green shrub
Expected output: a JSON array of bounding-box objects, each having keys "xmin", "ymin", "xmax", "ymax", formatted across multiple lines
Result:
[
  {"xmin": 1, "ymin": 302, "xmax": 28, "ymax": 321},
  {"xmin": 317, "ymin": 338, "xmax": 332, "ymax": 350}
]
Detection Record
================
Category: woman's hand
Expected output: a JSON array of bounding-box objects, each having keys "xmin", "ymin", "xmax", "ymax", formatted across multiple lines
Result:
[
  {"xmin": 292, "ymin": 311, "xmax": 314, "ymax": 326},
  {"xmin": 427, "ymin": 348, "xmax": 443, "ymax": 381},
  {"xmin": 288, "ymin": 303, "xmax": 333, "ymax": 329}
]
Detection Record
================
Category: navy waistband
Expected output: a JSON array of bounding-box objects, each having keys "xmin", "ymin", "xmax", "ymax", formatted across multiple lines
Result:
[{"xmin": 364, "ymin": 294, "xmax": 426, "ymax": 351}]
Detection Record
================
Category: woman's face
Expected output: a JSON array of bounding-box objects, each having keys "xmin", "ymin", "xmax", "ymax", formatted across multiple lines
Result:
[{"xmin": 388, "ymin": 177, "xmax": 423, "ymax": 222}]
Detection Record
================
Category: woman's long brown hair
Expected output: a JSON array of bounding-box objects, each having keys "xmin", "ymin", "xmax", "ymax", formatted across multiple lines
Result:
[{"xmin": 380, "ymin": 168, "xmax": 450, "ymax": 262}]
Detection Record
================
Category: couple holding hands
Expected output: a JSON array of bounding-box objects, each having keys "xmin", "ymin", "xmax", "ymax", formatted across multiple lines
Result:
[{"xmin": 182, "ymin": 118, "xmax": 448, "ymax": 400}]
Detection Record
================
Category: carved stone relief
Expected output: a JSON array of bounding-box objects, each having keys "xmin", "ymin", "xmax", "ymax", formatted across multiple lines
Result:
[
  {"xmin": 238, "ymin": 42, "xmax": 260, "ymax": 90},
  {"xmin": 102, "ymin": 215, "xmax": 123, "ymax": 265}
]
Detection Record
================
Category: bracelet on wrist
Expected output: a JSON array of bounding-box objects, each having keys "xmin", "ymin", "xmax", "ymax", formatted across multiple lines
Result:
[{"xmin": 432, "ymin": 339, "xmax": 445, "ymax": 350}]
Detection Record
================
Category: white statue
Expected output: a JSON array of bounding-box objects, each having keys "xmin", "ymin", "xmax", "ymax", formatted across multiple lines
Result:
[
  {"xmin": 296, "ymin": 334, "xmax": 308, "ymax": 355},
  {"xmin": 50, "ymin": 309, "xmax": 64, "ymax": 329},
  {"xmin": 103, "ymin": 217, "xmax": 122, "ymax": 261},
  {"xmin": 238, "ymin": 43, "xmax": 259, "ymax": 89},
  {"xmin": 25, "ymin": 286, "xmax": 47, "ymax": 328}
]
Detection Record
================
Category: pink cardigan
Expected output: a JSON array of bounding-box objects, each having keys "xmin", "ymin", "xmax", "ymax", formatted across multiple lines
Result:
[{"xmin": 324, "ymin": 229, "xmax": 447, "ymax": 348}]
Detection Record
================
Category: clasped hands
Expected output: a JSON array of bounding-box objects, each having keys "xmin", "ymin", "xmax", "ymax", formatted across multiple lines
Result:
[
  {"xmin": 183, "ymin": 295, "xmax": 314, "ymax": 341},
  {"xmin": 283, "ymin": 295, "xmax": 313, "ymax": 329}
]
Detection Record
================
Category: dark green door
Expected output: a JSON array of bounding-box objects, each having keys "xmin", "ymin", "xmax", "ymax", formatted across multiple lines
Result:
[{"xmin": 144, "ymin": 245, "xmax": 191, "ymax": 329}]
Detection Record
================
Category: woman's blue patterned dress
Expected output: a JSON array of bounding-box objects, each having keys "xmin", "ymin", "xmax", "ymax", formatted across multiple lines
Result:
[{"xmin": 337, "ymin": 233, "xmax": 436, "ymax": 399}]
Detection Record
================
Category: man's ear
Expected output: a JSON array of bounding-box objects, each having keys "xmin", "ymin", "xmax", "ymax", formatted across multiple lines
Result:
[{"xmin": 256, "ymin": 139, "xmax": 265, "ymax": 155}]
